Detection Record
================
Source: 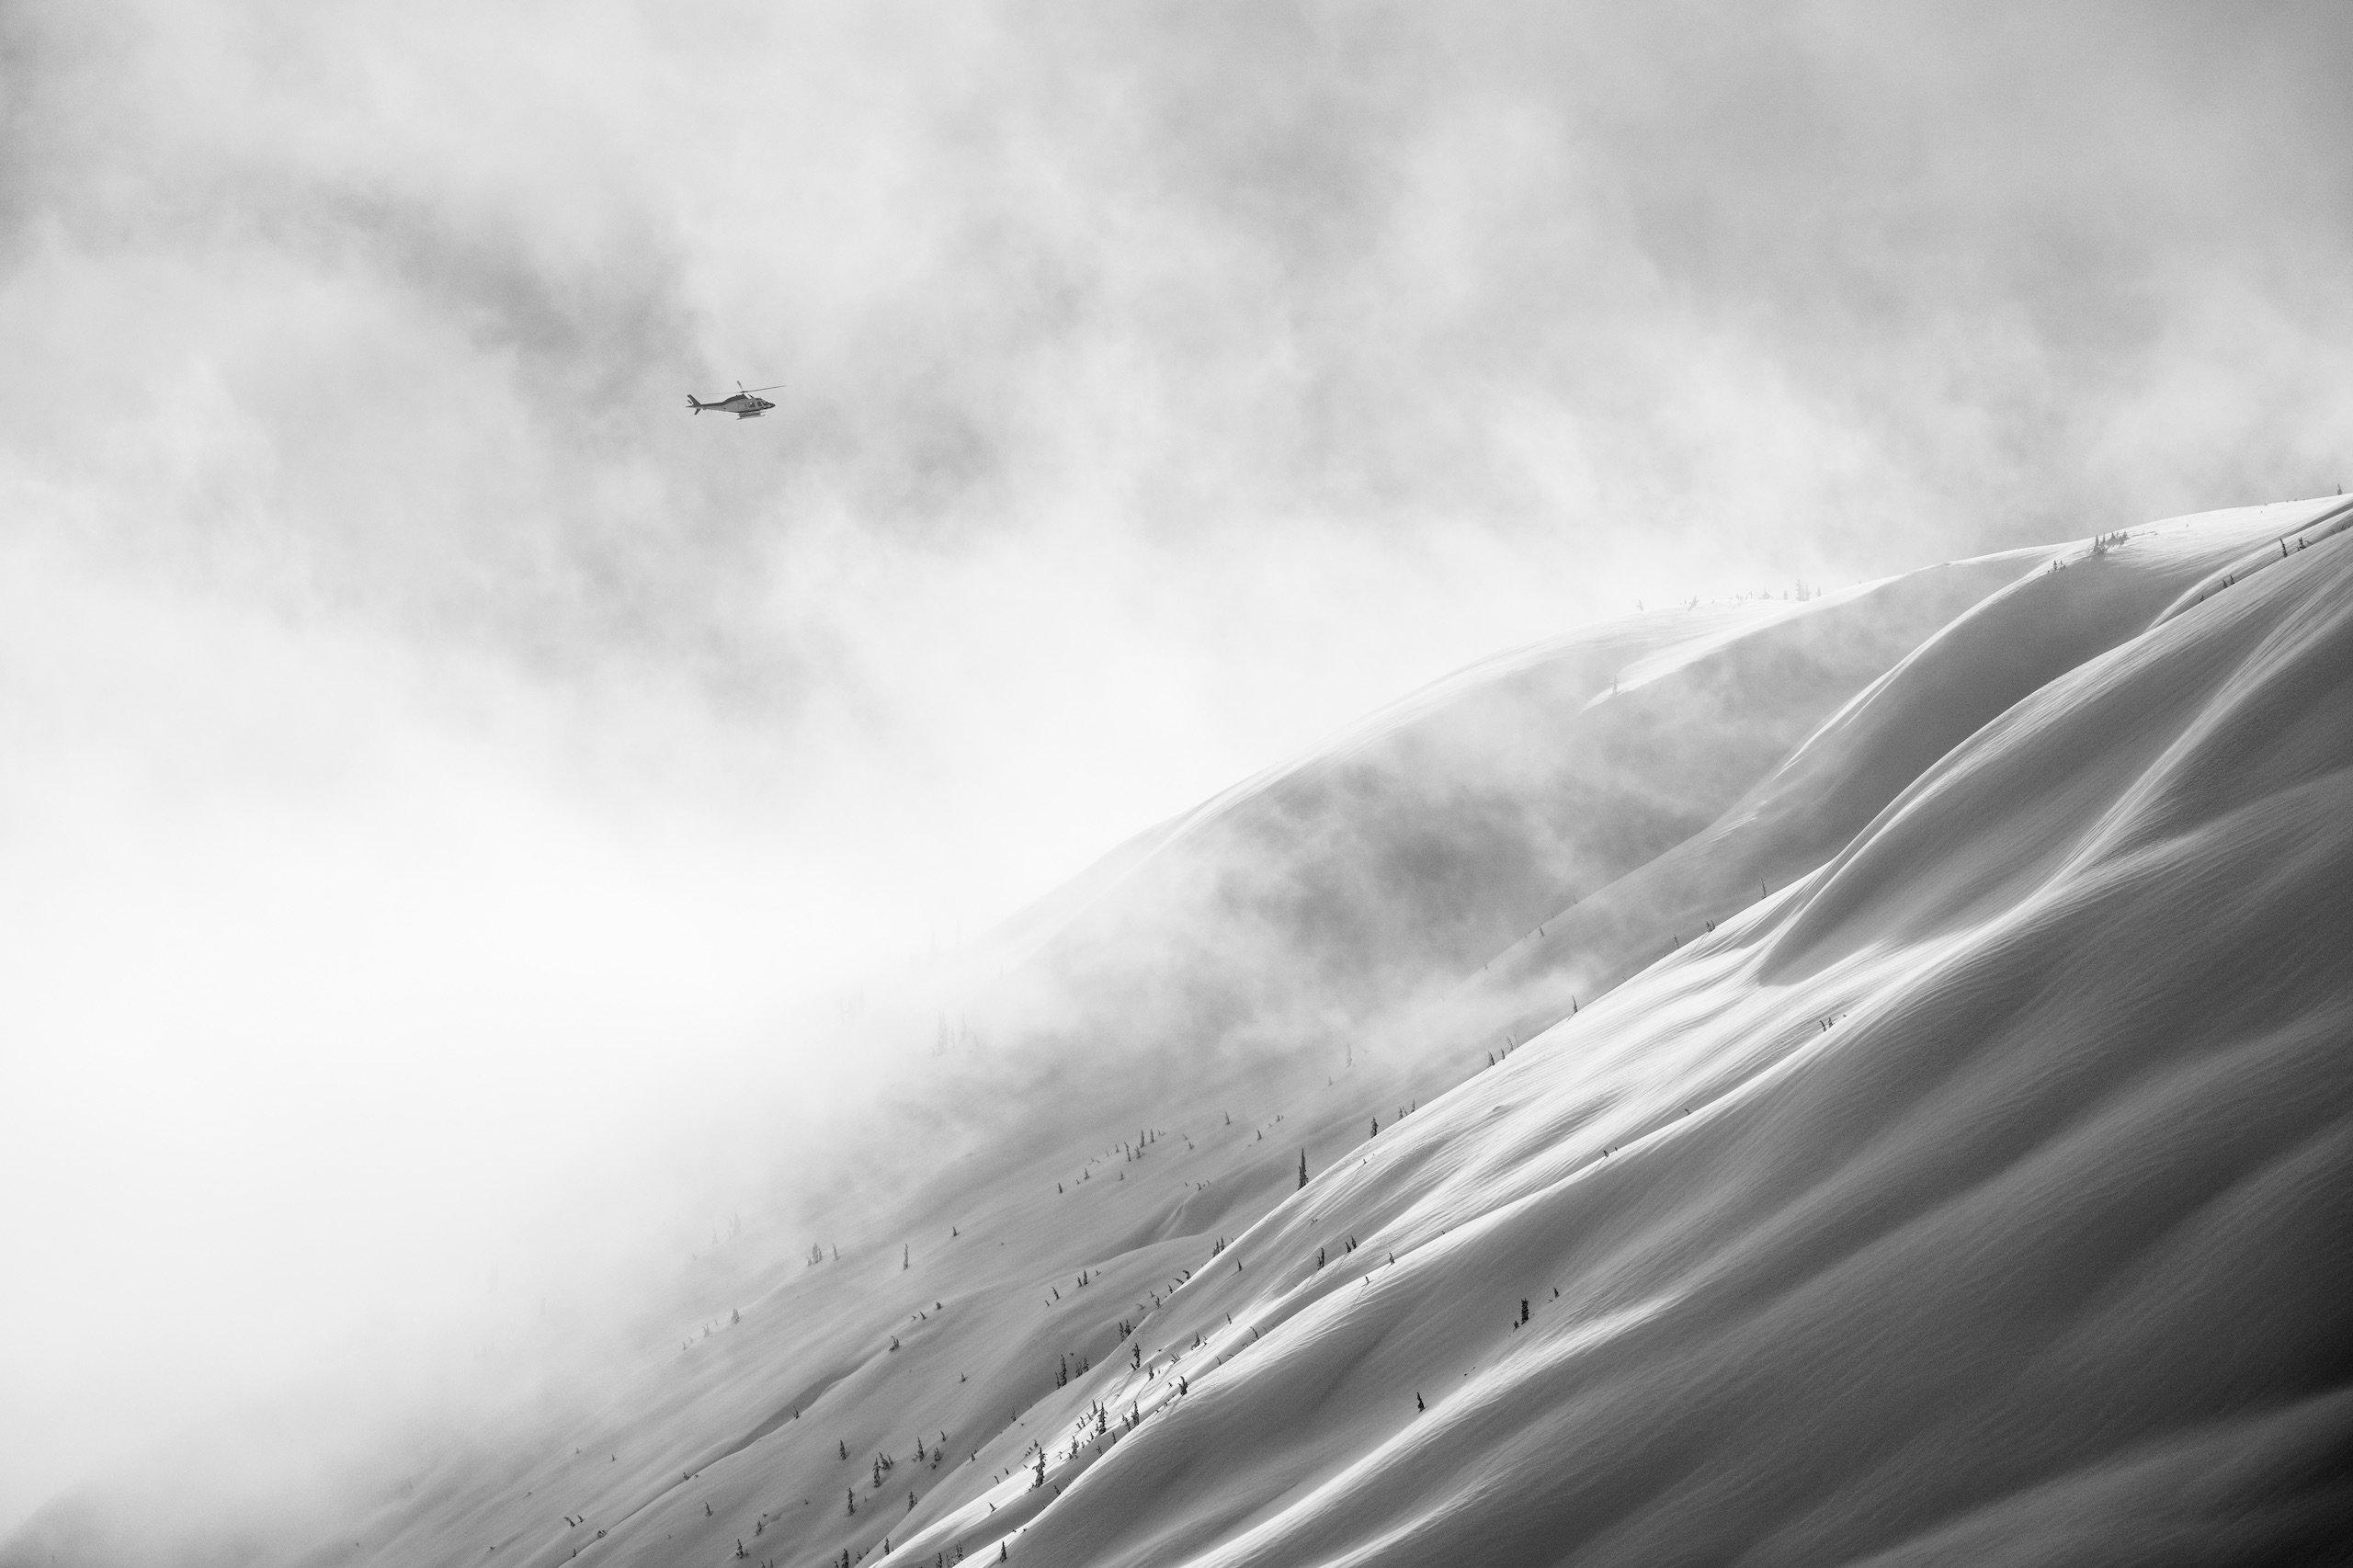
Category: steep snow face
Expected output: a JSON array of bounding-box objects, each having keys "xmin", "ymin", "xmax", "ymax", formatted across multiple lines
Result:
[
  {"xmin": 961, "ymin": 517, "xmax": 2353, "ymax": 1568},
  {"xmin": 7, "ymin": 502, "xmax": 2347, "ymax": 1568},
  {"xmin": 1436, "ymin": 497, "xmax": 2353, "ymax": 1051}
]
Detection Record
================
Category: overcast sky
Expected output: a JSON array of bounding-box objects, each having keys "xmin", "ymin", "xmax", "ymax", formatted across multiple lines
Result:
[{"xmin": 4, "ymin": 0, "xmax": 2351, "ymax": 1532}]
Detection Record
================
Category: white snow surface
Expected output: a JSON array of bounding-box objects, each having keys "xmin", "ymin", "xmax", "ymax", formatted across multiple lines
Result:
[{"xmin": 7, "ymin": 499, "xmax": 2350, "ymax": 1568}]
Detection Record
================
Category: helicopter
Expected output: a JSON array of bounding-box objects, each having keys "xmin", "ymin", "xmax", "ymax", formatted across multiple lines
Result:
[{"xmin": 688, "ymin": 381, "xmax": 784, "ymax": 419}]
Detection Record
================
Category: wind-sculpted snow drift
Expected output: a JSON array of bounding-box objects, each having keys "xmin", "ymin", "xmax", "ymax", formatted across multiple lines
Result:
[{"xmin": 8, "ymin": 500, "xmax": 2350, "ymax": 1568}]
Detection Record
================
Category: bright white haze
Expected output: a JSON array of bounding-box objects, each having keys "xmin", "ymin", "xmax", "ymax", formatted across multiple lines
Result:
[{"xmin": 3, "ymin": 0, "xmax": 2350, "ymax": 1534}]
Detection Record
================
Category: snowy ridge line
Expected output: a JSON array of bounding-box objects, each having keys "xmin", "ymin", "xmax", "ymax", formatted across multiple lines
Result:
[
  {"xmin": 2153, "ymin": 493, "xmax": 2353, "ymax": 626},
  {"xmin": 1573, "ymin": 568, "xmax": 1910, "ymax": 713}
]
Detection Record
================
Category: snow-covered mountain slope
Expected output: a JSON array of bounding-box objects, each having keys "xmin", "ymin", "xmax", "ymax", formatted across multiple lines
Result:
[
  {"xmin": 971, "ymin": 503, "xmax": 2353, "ymax": 1568},
  {"xmin": 7, "ymin": 499, "xmax": 2348, "ymax": 1568},
  {"xmin": 1427, "ymin": 495, "xmax": 2353, "ymax": 1062}
]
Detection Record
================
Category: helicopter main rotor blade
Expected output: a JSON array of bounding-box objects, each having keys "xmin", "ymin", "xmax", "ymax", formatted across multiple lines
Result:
[{"xmin": 739, "ymin": 383, "xmax": 787, "ymax": 394}]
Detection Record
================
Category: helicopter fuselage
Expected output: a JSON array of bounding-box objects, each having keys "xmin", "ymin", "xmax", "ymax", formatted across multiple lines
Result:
[{"xmin": 689, "ymin": 392, "xmax": 772, "ymax": 418}]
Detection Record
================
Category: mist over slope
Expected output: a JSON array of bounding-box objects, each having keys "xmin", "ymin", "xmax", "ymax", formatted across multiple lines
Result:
[
  {"xmin": 7, "ymin": 499, "xmax": 2349, "ymax": 1568},
  {"xmin": 939, "ymin": 549, "xmax": 2033, "ymax": 1137}
]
